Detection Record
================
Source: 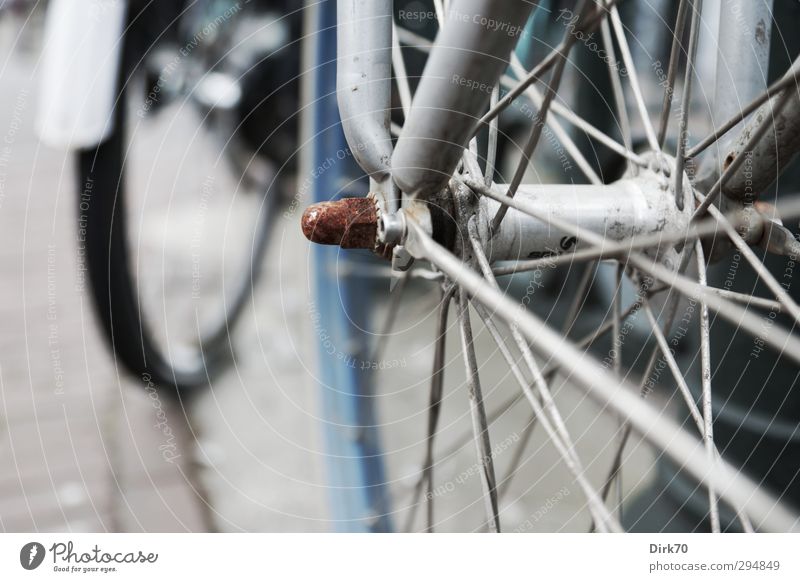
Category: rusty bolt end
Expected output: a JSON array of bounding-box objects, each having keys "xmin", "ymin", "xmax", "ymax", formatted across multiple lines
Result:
[{"xmin": 301, "ymin": 197, "xmax": 378, "ymax": 249}]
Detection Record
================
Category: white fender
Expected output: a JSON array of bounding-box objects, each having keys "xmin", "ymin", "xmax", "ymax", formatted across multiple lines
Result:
[{"xmin": 37, "ymin": 0, "xmax": 127, "ymax": 149}]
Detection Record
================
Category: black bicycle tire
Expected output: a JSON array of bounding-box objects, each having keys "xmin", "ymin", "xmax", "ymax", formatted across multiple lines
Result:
[{"xmin": 76, "ymin": 64, "xmax": 275, "ymax": 397}]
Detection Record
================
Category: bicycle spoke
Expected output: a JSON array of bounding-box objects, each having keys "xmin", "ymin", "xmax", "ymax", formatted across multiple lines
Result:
[
  {"xmin": 419, "ymin": 285, "xmax": 456, "ymax": 533},
  {"xmin": 405, "ymin": 391, "xmax": 527, "ymax": 530},
  {"xmin": 423, "ymin": 289, "xmax": 649, "ymax": 466},
  {"xmin": 620, "ymin": 301, "xmax": 744, "ymax": 532},
  {"xmin": 579, "ymin": 295, "xmax": 648, "ymax": 350},
  {"xmin": 612, "ymin": 264, "xmax": 624, "ymax": 520},
  {"xmin": 591, "ymin": 285, "xmax": 682, "ymax": 532},
  {"xmin": 492, "ymin": 241, "xmax": 660, "ymax": 278},
  {"xmin": 391, "ymin": 21, "xmax": 412, "ymax": 118},
  {"xmin": 479, "ymin": 48, "xmax": 563, "ymax": 129},
  {"xmin": 471, "ymin": 180, "xmax": 800, "ymax": 364},
  {"xmin": 497, "ymin": 280, "xmax": 651, "ymax": 509},
  {"xmin": 703, "ymin": 198, "xmax": 800, "ymax": 327},
  {"xmin": 694, "ymin": 87, "xmax": 796, "ymax": 217},
  {"xmin": 687, "ymin": 71, "xmax": 800, "ymax": 159},
  {"xmin": 656, "ymin": 0, "xmax": 690, "ymax": 148},
  {"xmin": 506, "ymin": 53, "xmax": 644, "ymax": 165},
  {"xmin": 464, "ymin": 138, "xmax": 484, "ymax": 182},
  {"xmin": 388, "ymin": 0, "xmax": 796, "ymax": 534},
  {"xmin": 510, "ymin": 76, "xmax": 646, "ymax": 167},
  {"xmin": 370, "ymin": 269, "xmax": 412, "ymax": 364},
  {"xmin": 673, "ymin": 0, "xmax": 703, "ymax": 210},
  {"xmin": 601, "ymin": 353, "xmax": 754, "ymax": 534},
  {"xmin": 471, "ymin": 301, "xmax": 620, "ymax": 532},
  {"xmin": 421, "ymin": 289, "xmax": 655, "ymax": 515},
  {"xmin": 497, "ymin": 412, "xmax": 537, "ymax": 499},
  {"xmin": 432, "ymin": 0, "xmax": 444, "ymax": 24},
  {"xmin": 478, "ymin": 0, "xmax": 624, "ymax": 128},
  {"xmin": 599, "ymin": 9, "xmax": 633, "ymax": 158},
  {"xmin": 642, "ymin": 303, "xmax": 705, "ymax": 434},
  {"xmin": 457, "ymin": 289, "xmax": 500, "ymax": 533},
  {"xmin": 468, "ymin": 219, "xmax": 620, "ymax": 531},
  {"xmin": 695, "ymin": 241, "xmax": 721, "ymax": 533},
  {"xmin": 470, "ymin": 221, "xmax": 587, "ymax": 470},
  {"xmin": 642, "ymin": 258, "xmax": 736, "ymax": 534},
  {"xmin": 395, "ymin": 26, "xmax": 432, "ymax": 51},
  {"xmin": 609, "ymin": 248, "xmax": 800, "ymax": 364},
  {"xmin": 491, "ymin": 193, "xmax": 800, "ymax": 277},
  {"xmin": 509, "ymin": 54, "xmax": 637, "ymax": 176},
  {"xmin": 485, "ymin": 85, "xmax": 500, "ymax": 187},
  {"xmin": 606, "ymin": 2, "xmax": 660, "ymax": 151},
  {"xmin": 597, "ymin": 281, "xmax": 687, "ymax": 522},
  {"xmin": 503, "ymin": 69, "xmax": 603, "ymax": 185},
  {"xmin": 490, "ymin": 23, "xmax": 577, "ymax": 234},
  {"xmin": 702, "ymin": 287, "xmax": 782, "ymax": 312},
  {"xmin": 403, "ymin": 219, "xmax": 798, "ymax": 531}
]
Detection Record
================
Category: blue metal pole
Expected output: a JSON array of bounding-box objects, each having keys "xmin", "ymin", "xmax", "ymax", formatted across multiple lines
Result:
[{"xmin": 308, "ymin": 0, "xmax": 392, "ymax": 532}]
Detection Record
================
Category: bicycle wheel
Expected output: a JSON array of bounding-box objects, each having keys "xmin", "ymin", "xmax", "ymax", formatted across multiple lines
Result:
[
  {"xmin": 79, "ymin": 2, "xmax": 295, "ymax": 395},
  {"xmin": 302, "ymin": 0, "xmax": 800, "ymax": 532}
]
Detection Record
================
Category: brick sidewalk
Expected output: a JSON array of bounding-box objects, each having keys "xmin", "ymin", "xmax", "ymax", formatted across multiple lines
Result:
[{"xmin": 0, "ymin": 43, "xmax": 210, "ymax": 532}]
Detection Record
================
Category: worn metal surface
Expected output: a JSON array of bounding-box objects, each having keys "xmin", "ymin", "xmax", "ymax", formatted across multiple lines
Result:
[
  {"xmin": 724, "ymin": 56, "xmax": 800, "ymax": 199},
  {"xmin": 301, "ymin": 197, "xmax": 378, "ymax": 249},
  {"xmin": 754, "ymin": 201, "xmax": 800, "ymax": 256},
  {"xmin": 713, "ymin": 0, "xmax": 773, "ymax": 151},
  {"xmin": 475, "ymin": 171, "xmax": 690, "ymax": 270},
  {"xmin": 368, "ymin": 164, "xmax": 693, "ymax": 268},
  {"xmin": 336, "ymin": 0, "xmax": 394, "ymax": 200}
]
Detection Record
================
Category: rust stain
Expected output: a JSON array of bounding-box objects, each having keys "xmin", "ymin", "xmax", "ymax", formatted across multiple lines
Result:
[
  {"xmin": 301, "ymin": 197, "xmax": 378, "ymax": 249},
  {"xmin": 755, "ymin": 19, "xmax": 767, "ymax": 46}
]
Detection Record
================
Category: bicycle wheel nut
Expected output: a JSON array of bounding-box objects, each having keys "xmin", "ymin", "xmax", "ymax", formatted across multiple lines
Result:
[{"xmin": 301, "ymin": 197, "xmax": 378, "ymax": 249}]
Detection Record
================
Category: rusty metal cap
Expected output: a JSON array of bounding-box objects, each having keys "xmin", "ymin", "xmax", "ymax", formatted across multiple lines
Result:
[{"xmin": 301, "ymin": 197, "xmax": 378, "ymax": 249}]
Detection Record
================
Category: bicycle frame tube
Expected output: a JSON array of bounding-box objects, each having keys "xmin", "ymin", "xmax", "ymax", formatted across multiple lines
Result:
[
  {"xmin": 724, "ymin": 55, "xmax": 800, "ymax": 199},
  {"xmin": 712, "ymin": 0, "xmax": 773, "ymax": 150},
  {"xmin": 337, "ymin": 0, "xmax": 395, "ymax": 206},
  {"xmin": 709, "ymin": 1, "xmax": 800, "ymax": 200},
  {"xmin": 391, "ymin": 0, "xmax": 535, "ymax": 198}
]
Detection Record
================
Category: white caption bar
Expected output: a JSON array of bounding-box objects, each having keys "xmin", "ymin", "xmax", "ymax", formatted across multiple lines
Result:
[{"xmin": 1, "ymin": 533, "xmax": 798, "ymax": 580}]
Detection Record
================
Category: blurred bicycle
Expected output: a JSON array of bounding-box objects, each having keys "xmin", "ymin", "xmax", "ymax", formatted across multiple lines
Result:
[{"xmin": 38, "ymin": 0, "xmax": 302, "ymax": 394}]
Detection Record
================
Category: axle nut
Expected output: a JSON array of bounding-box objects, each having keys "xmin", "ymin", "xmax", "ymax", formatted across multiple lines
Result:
[{"xmin": 301, "ymin": 197, "xmax": 378, "ymax": 249}]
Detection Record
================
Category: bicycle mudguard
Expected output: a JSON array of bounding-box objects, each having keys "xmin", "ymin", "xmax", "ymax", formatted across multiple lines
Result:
[{"xmin": 36, "ymin": 0, "xmax": 127, "ymax": 149}]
